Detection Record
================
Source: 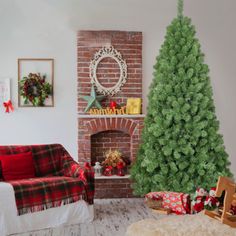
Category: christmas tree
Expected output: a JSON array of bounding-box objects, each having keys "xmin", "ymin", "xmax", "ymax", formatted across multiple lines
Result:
[{"xmin": 131, "ymin": 0, "xmax": 233, "ymax": 195}]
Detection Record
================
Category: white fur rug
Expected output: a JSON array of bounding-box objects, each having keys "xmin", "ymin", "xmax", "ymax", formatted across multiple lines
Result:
[{"xmin": 126, "ymin": 213, "xmax": 236, "ymax": 236}]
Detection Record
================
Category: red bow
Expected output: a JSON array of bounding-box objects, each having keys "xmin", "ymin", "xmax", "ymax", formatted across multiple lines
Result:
[{"xmin": 3, "ymin": 100, "xmax": 14, "ymax": 113}]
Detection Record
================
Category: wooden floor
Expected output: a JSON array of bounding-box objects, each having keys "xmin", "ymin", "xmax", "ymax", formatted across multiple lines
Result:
[
  {"xmin": 81, "ymin": 198, "xmax": 164, "ymax": 236},
  {"xmin": 12, "ymin": 198, "xmax": 164, "ymax": 236}
]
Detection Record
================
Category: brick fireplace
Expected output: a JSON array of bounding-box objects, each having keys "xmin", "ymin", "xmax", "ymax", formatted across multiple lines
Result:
[{"xmin": 77, "ymin": 30, "xmax": 144, "ymax": 198}]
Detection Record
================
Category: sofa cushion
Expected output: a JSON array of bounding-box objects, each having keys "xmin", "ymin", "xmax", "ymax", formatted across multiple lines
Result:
[
  {"xmin": 0, "ymin": 152, "xmax": 35, "ymax": 181},
  {"xmin": 0, "ymin": 146, "xmax": 31, "ymax": 178}
]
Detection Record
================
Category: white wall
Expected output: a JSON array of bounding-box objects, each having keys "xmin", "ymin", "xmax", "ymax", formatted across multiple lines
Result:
[{"xmin": 0, "ymin": 0, "xmax": 236, "ymax": 175}]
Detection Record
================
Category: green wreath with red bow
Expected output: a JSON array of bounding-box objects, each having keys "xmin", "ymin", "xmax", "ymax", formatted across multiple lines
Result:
[{"xmin": 19, "ymin": 73, "xmax": 52, "ymax": 106}]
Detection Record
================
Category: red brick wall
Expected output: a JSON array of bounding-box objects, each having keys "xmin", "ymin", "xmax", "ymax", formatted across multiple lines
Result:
[
  {"xmin": 95, "ymin": 178, "xmax": 135, "ymax": 198},
  {"xmin": 96, "ymin": 57, "xmax": 120, "ymax": 90},
  {"xmin": 77, "ymin": 30, "xmax": 142, "ymax": 113},
  {"xmin": 77, "ymin": 30, "xmax": 144, "ymax": 198}
]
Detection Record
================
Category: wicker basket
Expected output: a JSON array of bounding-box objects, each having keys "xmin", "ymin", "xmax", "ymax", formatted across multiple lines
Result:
[{"xmin": 146, "ymin": 198, "xmax": 162, "ymax": 209}]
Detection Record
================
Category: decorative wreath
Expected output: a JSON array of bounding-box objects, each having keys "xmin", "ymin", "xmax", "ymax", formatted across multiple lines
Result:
[{"xmin": 19, "ymin": 73, "xmax": 52, "ymax": 106}]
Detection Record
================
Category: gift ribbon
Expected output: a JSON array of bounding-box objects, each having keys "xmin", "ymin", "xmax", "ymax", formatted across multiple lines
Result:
[{"xmin": 3, "ymin": 100, "xmax": 14, "ymax": 113}]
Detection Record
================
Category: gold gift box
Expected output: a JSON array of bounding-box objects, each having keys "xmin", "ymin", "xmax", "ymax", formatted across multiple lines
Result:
[{"xmin": 126, "ymin": 98, "xmax": 142, "ymax": 114}]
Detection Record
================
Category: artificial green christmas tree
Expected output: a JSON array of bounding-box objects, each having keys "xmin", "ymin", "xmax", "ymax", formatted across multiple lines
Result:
[{"xmin": 131, "ymin": 0, "xmax": 233, "ymax": 196}]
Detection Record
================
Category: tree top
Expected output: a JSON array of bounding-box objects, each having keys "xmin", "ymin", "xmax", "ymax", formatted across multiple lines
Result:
[{"xmin": 178, "ymin": 0, "xmax": 184, "ymax": 17}]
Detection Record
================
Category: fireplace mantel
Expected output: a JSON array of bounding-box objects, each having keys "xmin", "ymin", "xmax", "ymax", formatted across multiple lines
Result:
[{"xmin": 78, "ymin": 114, "xmax": 146, "ymax": 118}]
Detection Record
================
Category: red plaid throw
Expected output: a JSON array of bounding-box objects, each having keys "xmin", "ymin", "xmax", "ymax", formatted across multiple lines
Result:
[
  {"xmin": 0, "ymin": 144, "xmax": 64, "ymax": 177},
  {"xmin": 0, "ymin": 144, "xmax": 94, "ymax": 215},
  {"xmin": 62, "ymin": 150, "xmax": 94, "ymax": 204},
  {"xmin": 7, "ymin": 176, "xmax": 85, "ymax": 215}
]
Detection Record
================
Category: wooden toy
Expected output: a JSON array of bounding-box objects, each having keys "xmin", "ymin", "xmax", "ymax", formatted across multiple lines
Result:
[
  {"xmin": 152, "ymin": 208, "xmax": 171, "ymax": 215},
  {"xmin": 204, "ymin": 176, "xmax": 236, "ymax": 228}
]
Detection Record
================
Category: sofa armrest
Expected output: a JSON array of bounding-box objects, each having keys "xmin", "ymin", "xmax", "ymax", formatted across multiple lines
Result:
[{"xmin": 62, "ymin": 154, "xmax": 94, "ymax": 204}]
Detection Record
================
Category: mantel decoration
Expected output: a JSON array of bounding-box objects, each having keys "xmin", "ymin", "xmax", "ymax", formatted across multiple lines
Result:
[
  {"xmin": 88, "ymin": 98, "xmax": 142, "ymax": 116},
  {"xmin": 89, "ymin": 46, "xmax": 127, "ymax": 96},
  {"xmin": 18, "ymin": 58, "xmax": 54, "ymax": 107},
  {"xmin": 81, "ymin": 85, "xmax": 105, "ymax": 112},
  {"xmin": 126, "ymin": 98, "xmax": 141, "ymax": 114},
  {"xmin": 89, "ymin": 107, "xmax": 126, "ymax": 115}
]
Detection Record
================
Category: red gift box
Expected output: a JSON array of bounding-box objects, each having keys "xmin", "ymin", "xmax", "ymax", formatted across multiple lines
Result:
[{"xmin": 145, "ymin": 191, "xmax": 190, "ymax": 214}]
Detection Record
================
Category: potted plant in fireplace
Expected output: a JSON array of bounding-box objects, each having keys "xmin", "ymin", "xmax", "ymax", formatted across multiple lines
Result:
[{"xmin": 102, "ymin": 149, "xmax": 126, "ymax": 176}]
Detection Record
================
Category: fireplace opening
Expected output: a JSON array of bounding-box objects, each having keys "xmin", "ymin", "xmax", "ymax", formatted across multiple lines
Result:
[{"xmin": 91, "ymin": 130, "xmax": 131, "ymax": 167}]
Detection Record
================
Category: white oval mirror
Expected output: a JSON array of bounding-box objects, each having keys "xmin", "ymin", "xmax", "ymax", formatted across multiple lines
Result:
[{"xmin": 89, "ymin": 46, "xmax": 127, "ymax": 96}]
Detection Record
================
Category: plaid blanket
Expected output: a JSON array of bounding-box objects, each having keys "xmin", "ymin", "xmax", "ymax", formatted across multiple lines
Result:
[
  {"xmin": 62, "ymin": 150, "xmax": 94, "ymax": 204},
  {"xmin": 7, "ymin": 176, "xmax": 85, "ymax": 215},
  {"xmin": 0, "ymin": 144, "xmax": 64, "ymax": 177},
  {"xmin": 0, "ymin": 144, "xmax": 94, "ymax": 215}
]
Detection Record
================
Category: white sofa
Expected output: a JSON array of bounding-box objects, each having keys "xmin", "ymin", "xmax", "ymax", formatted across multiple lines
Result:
[
  {"xmin": 0, "ymin": 144, "xmax": 95, "ymax": 236},
  {"xmin": 0, "ymin": 182, "xmax": 94, "ymax": 236}
]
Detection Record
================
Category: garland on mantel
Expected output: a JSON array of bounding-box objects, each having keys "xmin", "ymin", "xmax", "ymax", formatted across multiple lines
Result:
[{"xmin": 89, "ymin": 107, "xmax": 126, "ymax": 115}]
